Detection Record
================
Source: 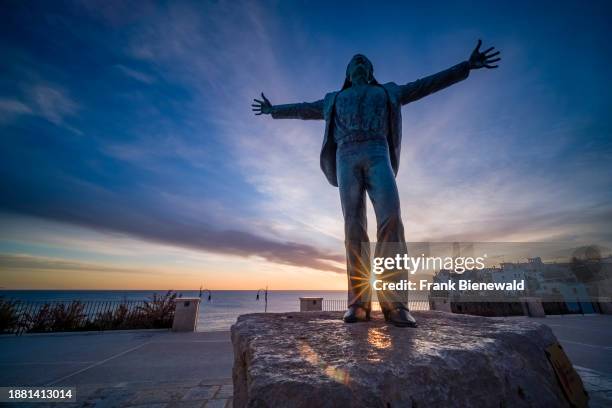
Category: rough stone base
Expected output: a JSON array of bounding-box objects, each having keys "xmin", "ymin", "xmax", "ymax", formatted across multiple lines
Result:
[{"xmin": 231, "ymin": 311, "xmax": 574, "ymax": 408}]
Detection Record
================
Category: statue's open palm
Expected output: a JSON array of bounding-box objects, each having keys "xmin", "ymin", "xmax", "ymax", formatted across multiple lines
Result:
[
  {"xmin": 469, "ymin": 39, "xmax": 501, "ymax": 69},
  {"xmin": 252, "ymin": 93, "xmax": 272, "ymax": 115}
]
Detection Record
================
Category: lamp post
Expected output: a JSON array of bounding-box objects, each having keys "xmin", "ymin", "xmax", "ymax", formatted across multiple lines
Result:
[
  {"xmin": 256, "ymin": 286, "xmax": 268, "ymax": 312},
  {"xmin": 199, "ymin": 285, "xmax": 212, "ymax": 302}
]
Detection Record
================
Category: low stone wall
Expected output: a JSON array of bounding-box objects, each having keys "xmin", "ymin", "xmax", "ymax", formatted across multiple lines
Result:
[{"xmin": 451, "ymin": 301, "xmax": 525, "ymax": 316}]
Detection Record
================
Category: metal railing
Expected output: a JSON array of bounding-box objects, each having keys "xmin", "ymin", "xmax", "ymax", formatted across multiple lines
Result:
[
  {"xmin": 0, "ymin": 298, "xmax": 175, "ymax": 335},
  {"xmin": 323, "ymin": 292, "xmax": 431, "ymax": 312}
]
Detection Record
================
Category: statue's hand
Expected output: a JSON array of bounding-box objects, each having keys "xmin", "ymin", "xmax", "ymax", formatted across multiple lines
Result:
[
  {"xmin": 469, "ymin": 39, "xmax": 501, "ymax": 69},
  {"xmin": 252, "ymin": 92, "xmax": 272, "ymax": 115}
]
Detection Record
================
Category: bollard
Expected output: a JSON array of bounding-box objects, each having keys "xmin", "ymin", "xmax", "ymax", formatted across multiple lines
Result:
[
  {"xmin": 172, "ymin": 297, "xmax": 201, "ymax": 332},
  {"xmin": 598, "ymin": 297, "xmax": 612, "ymax": 314},
  {"xmin": 429, "ymin": 297, "xmax": 452, "ymax": 313},
  {"xmin": 299, "ymin": 297, "xmax": 323, "ymax": 312},
  {"xmin": 520, "ymin": 297, "xmax": 545, "ymax": 317}
]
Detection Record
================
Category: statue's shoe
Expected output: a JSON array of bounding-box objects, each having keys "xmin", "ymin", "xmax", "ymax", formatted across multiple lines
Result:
[
  {"xmin": 383, "ymin": 306, "xmax": 417, "ymax": 328},
  {"xmin": 343, "ymin": 305, "xmax": 371, "ymax": 323}
]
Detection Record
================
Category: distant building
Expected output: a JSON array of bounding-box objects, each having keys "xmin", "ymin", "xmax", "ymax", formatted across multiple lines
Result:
[{"xmin": 432, "ymin": 255, "xmax": 607, "ymax": 304}]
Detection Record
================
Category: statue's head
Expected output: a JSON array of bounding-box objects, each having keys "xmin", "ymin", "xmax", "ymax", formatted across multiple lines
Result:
[{"xmin": 342, "ymin": 54, "xmax": 377, "ymax": 90}]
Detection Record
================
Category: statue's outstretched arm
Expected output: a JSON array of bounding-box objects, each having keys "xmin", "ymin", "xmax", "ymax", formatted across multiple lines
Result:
[
  {"xmin": 252, "ymin": 93, "xmax": 324, "ymax": 120},
  {"xmin": 398, "ymin": 61, "xmax": 470, "ymax": 105},
  {"xmin": 398, "ymin": 40, "xmax": 500, "ymax": 105}
]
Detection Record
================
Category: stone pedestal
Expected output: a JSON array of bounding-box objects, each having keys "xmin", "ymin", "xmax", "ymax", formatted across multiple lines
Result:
[
  {"xmin": 520, "ymin": 297, "xmax": 546, "ymax": 317},
  {"xmin": 172, "ymin": 297, "xmax": 200, "ymax": 332},
  {"xmin": 299, "ymin": 297, "xmax": 323, "ymax": 312},
  {"xmin": 231, "ymin": 311, "xmax": 580, "ymax": 407}
]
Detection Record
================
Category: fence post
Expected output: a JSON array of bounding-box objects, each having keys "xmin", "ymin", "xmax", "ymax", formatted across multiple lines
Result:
[
  {"xmin": 520, "ymin": 297, "xmax": 545, "ymax": 317},
  {"xmin": 172, "ymin": 297, "xmax": 201, "ymax": 332},
  {"xmin": 429, "ymin": 296, "xmax": 452, "ymax": 313},
  {"xmin": 598, "ymin": 297, "xmax": 612, "ymax": 314},
  {"xmin": 299, "ymin": 297, "xmax": 323, "ymax": 312}
]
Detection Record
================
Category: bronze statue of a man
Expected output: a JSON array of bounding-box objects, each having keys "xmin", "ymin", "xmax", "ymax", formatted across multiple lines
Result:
[{"xmin": 253, "ymin": 40, "xmax": 500, "ymax": 327}]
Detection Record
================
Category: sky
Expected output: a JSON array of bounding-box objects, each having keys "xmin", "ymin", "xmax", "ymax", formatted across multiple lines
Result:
[{"xmin": 1, "ymin": 1, "xmax": 611, "ymax": 289}]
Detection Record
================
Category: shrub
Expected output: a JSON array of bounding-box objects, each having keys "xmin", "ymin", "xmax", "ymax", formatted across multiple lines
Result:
[
  {"xmin": 0, "ymin": 298, "xmax": 20, "ymax": 334},
  {"xmin": 25, "ymin": 301, "xmax": 87, "ymax": 333},
  {"xmin": 91, "ymin": 303, "xmax": 141, "ymax": 330},
  {"xmin": 25, "ymin": 304, "xmax": 54, "ymax": 332},
  {"xmin": 50, "ymin": 301, "xmax": 86, "ymax": 331},
  {"xmin": 5, "ymin": 291, "xmax": 178, "ymax": 334},
  {"xmin": 137, "ymin": 290, "xmax": 177, "ymax": 328}
]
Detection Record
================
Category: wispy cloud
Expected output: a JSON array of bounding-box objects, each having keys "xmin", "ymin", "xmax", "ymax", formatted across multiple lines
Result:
[
  {"xmin": 0, "ymin": 98, "xmax": 32, "ymax": 122},
  {"xmin": 27, "ymin": 84, "xmax": 78, "ymax": 126},
  {"xmin": 0, "ymin": 253, "xmax": 154, "ymax": 275},
  {"xmin": 114, "ymin": 64, "xmax": 155, "ymax": 84},
  {"xmin": 0, "ymin": 82, "xmax": 79, "ymax": 133}
]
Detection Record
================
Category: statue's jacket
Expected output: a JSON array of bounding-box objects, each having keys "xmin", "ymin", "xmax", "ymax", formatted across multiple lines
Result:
[{"xmin": 271, "ymin": 61, "xmax": 470, "ymax": 187}]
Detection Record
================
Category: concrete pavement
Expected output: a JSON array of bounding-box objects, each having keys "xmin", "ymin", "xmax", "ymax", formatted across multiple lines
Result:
[
  {"xmin": 0, "ymin": 314, "xmax": 611, "ymax": 407},
  {"xmin": 0, "ymin": 330, "xmax": 233, "ymax": 407}
]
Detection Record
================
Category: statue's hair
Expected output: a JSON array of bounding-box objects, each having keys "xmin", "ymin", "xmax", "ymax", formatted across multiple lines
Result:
[{"xmin": 342, "ymin": 54, "xmax": 378, "ymax": 90}]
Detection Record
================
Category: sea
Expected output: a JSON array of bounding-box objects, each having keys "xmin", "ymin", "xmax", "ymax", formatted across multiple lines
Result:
[{"xmin": 0, "ymin": 290, "xmax": 347, "ymax": 332}]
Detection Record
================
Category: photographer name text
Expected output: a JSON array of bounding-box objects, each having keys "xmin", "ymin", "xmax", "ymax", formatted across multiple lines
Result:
[{"xmin": 373, "ymin": 279, "xmax": 525, "ymax": 292}]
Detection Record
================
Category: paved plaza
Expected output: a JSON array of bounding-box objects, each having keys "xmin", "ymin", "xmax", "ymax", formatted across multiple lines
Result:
[
  {"xmin": 0, "ymin": 314, "xmax": 610, "ymax": 407},
  {"xmin": 0, "ymin": 330, "xmax": 233, "ymax": 407}
]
